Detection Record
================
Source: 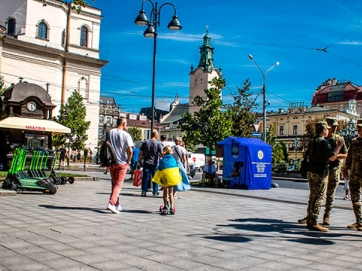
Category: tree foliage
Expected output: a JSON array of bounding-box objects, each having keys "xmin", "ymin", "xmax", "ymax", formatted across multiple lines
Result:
[
  {"xmin": 41, "ymin": 0, "xmax": 92, "ymax": 13},
  {"xmin": 52, "ymin": 91, "xmax": 90, "ymax": 150},
  {"xmin": 266, "ymin": 124, "xmax": 285, "ymax": 166},
  {"xmin": 279, "ymin": 140, "xmax": 289, "ymax": 162},
  {"xmin": 226, "ymin": 79, "xmax": 258, "ymax": 137},
  {"xmin": 180, "ymin": 77, "xmax": 232, "ymax": 152},
  {"xmin": 127, "ymin": 126, "xmax": 142, "ymax": 141}
]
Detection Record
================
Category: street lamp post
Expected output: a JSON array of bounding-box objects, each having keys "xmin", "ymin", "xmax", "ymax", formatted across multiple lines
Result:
[
  {"xmin": 135, "ymin": 0, "xmax": 182, "ymax": 137},
  {"xmin": 248, "ymin": 55, "xmax": 279, "ymax": 142}
]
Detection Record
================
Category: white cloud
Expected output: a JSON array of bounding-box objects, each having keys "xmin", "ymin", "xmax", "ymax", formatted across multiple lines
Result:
[
  {"xmin": 158, "ymin": 32, "xmax": 238, "ymax": 47},
  {"xmin": 338, "ymin": 40, "xmax": 362, "ymax": 45}
]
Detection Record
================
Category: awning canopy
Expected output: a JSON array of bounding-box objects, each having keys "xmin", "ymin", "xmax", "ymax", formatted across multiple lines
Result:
[{"xmin": 0, "ymin": 117, "xmax": 71, "ymax": 133}]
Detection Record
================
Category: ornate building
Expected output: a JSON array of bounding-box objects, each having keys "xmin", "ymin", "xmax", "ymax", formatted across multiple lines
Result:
[
  {"xmin": 0, "ymin": 0, "xmax": 107, "ymax": 150},
  {"xmin": 266, "ymin": 103, "xmax": 359, "ymax": 159},
  {"xmin": 311, "ymin": 78, "xmax": 362, "ymax": 116}
]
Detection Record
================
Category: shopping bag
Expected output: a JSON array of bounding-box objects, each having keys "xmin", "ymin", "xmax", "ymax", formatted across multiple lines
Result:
[{"xmin": 133, "ymin": 168, "xmax": 143, "ymax": 187}]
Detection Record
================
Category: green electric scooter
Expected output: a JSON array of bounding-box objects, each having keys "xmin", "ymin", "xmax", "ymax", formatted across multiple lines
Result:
[{"xmin": 2, "ymin": 145, "xmax": 57, "ymax": 194}]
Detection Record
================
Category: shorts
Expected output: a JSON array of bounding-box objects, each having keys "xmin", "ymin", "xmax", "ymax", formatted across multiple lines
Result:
[{"xmin": 130, "ymin": 160, "xmax": 138, "ymax": 170}]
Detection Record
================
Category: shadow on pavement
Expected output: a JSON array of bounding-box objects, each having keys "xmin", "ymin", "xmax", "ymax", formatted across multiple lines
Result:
[
  {"xmin": 38, "ymin": 204, "xmax": 153, "ymax": 214},
  {"xmin": 201, "ymin": 217, "xmax": 362, "ymax": 246}
]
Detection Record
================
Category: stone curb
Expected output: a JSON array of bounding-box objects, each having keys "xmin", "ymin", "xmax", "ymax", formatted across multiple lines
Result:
[
  {"xmin": 0, "ymin": 189, "xmax": 16, "ymax": 196},
  {"xmin": 72, "ymin": 176, "xmax": 99, "ymax": 182}
]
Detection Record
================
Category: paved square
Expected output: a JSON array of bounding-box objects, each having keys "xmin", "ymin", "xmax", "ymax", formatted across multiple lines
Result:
[{"xmin": 0, "ymin": 171, "xmax": 361, "ymax": 270}]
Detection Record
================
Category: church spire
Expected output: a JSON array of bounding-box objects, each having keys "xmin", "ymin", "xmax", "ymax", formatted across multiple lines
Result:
[{"xmin": 198, "ymin": 26, "xmax": 215, "ymax": 72}]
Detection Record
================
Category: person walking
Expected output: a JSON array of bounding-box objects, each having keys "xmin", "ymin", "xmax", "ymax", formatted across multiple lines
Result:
[
  {"xmin": 129, "ymin": 146, "xmax": 140, "ymax": 181},
  {"xmin": 172, "ymin": 137, "xmax": 190, "ymax": 194},
  {"xmin": 138, "ymin": 131, "xmax": 163, "ymax": 197},
  {"xmin": 160, "ymin": 134, "xmax": 167, "ymax": 147},
  {"xmin": 322, "ymin": 117, "xmax": 348, "ymax": 225},
  {"xmin": 153, "ymin": 145, "xmax": 182, "ymax": 215},
  {"xmin": 58, "ymin": 146, "xmax": 67, "ymax": 170},
  {"xmin": 344, "ymin": 121, "xmax": 362, "ymax": 230},
  {"xmin": 106, "ymin": 117, "xmax": 133, "ymax": 214},
  {"xmin": 298, "ymin": 121, "xmax": 343, "ymax": 232}
]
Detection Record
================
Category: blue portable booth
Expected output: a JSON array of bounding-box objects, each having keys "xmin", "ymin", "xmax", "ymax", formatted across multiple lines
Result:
[{"xmin": 217, "ymin": 137, "xmax": 272, "ymax": 190}]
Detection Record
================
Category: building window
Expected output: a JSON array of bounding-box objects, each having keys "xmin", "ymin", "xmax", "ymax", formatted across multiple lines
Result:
[
  {"xmin": 7, "ymin": 18, "xmax": 16, "ymax": 36},
  {"xmin": 98, "ymin": 128, "xmax": 103, "ymax": 136},
  {"xmin": 80, "ymin": 26, "xmax": 88, "ymax": 47},
  {"xmin": 106, "ymin": 116, "xmax": 111, "ymax": 125},
  {"xmin": 61, "ymin": 29, "xmax": 65, "ymax": 47},
  {"xmin": 293, "ymin": 125, "xmax": 298, "ymax": 135},
  {"xmin": 279, "ymin": 125, "xmax": 284, "ymax": 135},
  {"xmin": 99, "ymin": 115, "xmax": 104, "ymax": 124},
  {"xmin": 37, "ymin": 21, "xmax": 48, "ymax": 39},
  {"xmin": 78, "ymin": 77, "xmax": 89, "ymax": 101},
  {"xmin": 113, "ymin": 118, "xmax": 118, "ymax": 127}
]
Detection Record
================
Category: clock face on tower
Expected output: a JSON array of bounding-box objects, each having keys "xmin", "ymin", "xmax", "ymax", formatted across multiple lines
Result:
[{"xmin": 26, "ymin": 101, "xmax": 37, "ymax": 112}]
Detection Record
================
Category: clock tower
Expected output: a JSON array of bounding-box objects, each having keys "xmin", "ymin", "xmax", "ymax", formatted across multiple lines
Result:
[{"xmin": 189, "ymin": 28, "xmax": 222, "ymax": 115}]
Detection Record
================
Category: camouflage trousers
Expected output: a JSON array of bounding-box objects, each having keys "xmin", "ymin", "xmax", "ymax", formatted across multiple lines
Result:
[
  {"xmin": 307, "ymin": 172, "xmax": 328, "ymax": 225},
  {"xmin": 323, "ymin": 165, "xmax": 342, "ymax": 218},
  {"xmin": 349, "ymin": 177, "xmax": 362, "ymax": 224}
]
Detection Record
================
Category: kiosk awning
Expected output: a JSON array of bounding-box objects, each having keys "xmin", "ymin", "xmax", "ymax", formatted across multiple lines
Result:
[{"xmin": 0, "ymin": 117, "xmax": 71, "ymax": 133}]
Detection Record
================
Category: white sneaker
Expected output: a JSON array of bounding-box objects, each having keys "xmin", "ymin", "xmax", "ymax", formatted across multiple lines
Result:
[
  {"xmin": 116, "ymin": 205, "xmax": 122, "ymax": 212},
  {"xmin": 107, "ymin": 203, "xmax": 120, "ymax": 214}
]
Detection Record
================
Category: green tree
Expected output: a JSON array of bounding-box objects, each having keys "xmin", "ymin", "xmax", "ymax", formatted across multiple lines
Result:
[
  {"xmin": 180, "ymin": 77, "xmax": 232, "ymax": 154},
  {"xmin": 279, "ymin": 140, "xmax": 289, "ymax": 162},
  {"xmin": 266, "ymin": 124, "xmax": 285, "ymax": 166},
  {"xmin": 52, "ymin": 91, "xmax": 90, "ymax": 150},
  {"xmin": 226, "ymin": 79, "xmax": 258, "ymax": 137},
  {"xmin": 41, "ymin": 0, "xmax": 91, "ymax": 12},
  {"xmin": 128, "ymin": 126, "xmax": 142, "ymax": 141}
]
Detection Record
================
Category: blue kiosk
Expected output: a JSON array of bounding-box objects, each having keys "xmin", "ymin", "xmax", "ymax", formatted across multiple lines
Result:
[{"xmin": 217, "ymin": 137, "xmax": 272, "ymax": 190}]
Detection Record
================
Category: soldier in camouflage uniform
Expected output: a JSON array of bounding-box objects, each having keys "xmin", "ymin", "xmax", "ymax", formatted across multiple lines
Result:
[
  {"xmin": 298, "ymin": 121, "xmax": 343, "ymax": 232},
  {"xmin": 344, "ymin": 121, "xmax": 362, "ymax": 230},
  {"xmin": 322, "ymin": 118, "xmax": 348, "ymax": 226}
]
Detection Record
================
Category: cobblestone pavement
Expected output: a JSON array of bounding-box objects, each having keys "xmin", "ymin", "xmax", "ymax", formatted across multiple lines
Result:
[{"xmin": 0, "ymin": 170, "xmax": 361, "ymax": 271}]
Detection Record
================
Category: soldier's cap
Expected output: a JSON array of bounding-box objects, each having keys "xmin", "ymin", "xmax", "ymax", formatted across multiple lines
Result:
[
  {"xmin": 326, "ymin": 117, "xmax": 338, "ymax": 127},
  {"xmin": 315, "ymin": 121, "xmax": 331, "ymax": 129}
]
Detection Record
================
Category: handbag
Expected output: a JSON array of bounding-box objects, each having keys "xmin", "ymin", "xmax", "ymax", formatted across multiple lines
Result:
[{"xmin": 133, "ymin": 168, "xmax": 143, "ymax": 187}]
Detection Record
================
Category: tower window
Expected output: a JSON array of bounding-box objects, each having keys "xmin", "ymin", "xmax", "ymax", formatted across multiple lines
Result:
[
  {"xmin": 7, "ymin": 18, "xmax": 16, "ymax": 36},
  {"xmin": 80, "ymin": 26, "xmax": 88, "ymax": 47},
  {"xmin": 37, "ymin": 21, "xmax": 48, "ymax": 39}
]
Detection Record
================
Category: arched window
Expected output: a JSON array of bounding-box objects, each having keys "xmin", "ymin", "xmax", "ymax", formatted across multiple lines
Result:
[
  {"xmin": 7, "ymin": 18, "xmax": 16, "ymax": 36},
  {"xmin": 37, "ymin": 21, "xmax": 48, "ymax": 39},
  {"xmin": 80, "ymin": 26, "xmax": 88, "ymax": 47}
]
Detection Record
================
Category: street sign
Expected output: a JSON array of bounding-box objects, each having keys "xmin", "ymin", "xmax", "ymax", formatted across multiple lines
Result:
[
  {"xmin": 192, "ymin": 157, "xmax": 196, "ymax": 162},
  {"xmin": 252, "ymin": 132, "xmax": 261, "ymax": 138}
]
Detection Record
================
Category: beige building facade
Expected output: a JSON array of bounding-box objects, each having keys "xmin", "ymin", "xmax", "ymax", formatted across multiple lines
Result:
[{"xmin": 265, "ymin": 104, "xmax": 359, "ymax": 159}]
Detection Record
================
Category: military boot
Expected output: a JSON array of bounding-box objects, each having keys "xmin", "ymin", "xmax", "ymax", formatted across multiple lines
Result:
[
  {"xmin": 347, "ymin": 222, "xmax": 362, "ymax": 230},
  {"xmin": 322, "ymin": 215, "xmax": 330, "ymax": 226},
  {"xmin": 298, "ymin": 216, "xmax": 308, "ymax": 224},
  {"xmin": 309, "ymin": 224, "xmax": 329, "ymax": 232}
]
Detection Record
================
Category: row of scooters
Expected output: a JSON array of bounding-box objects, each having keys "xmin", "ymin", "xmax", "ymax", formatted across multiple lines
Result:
[{"xmin": 2, "ymin": 145, "xmax": 74, "ymax": 195}]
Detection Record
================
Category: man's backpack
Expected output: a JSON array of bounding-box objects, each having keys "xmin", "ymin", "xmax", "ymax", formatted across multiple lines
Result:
[{"xmin": 100, "ymin": 131, "xmax": 117, "ymax": 167}]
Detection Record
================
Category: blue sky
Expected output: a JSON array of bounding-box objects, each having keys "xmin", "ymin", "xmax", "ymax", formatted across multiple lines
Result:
[{"xmin": 92, "ymin": 0, "xmax": 362, "ymax": 114}]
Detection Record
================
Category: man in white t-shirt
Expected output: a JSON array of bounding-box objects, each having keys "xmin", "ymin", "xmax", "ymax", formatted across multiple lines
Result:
[{"xmin": 107, "ymin": 117, "xmax": 133, "ymax": 214}]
